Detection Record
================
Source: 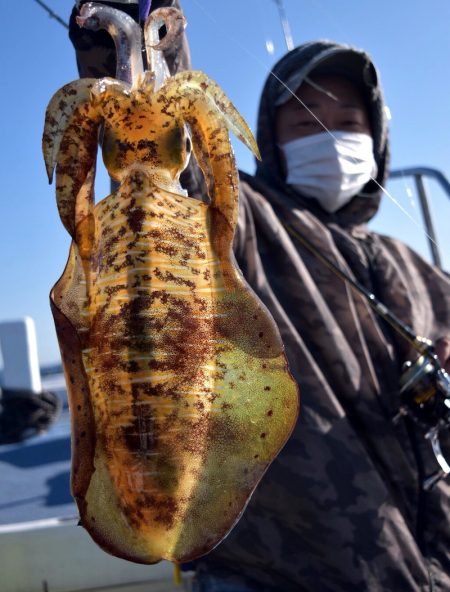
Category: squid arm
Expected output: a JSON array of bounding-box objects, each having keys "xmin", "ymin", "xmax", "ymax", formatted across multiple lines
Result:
[
  {"xmin": 161, "ymin": 70, "xmax": 260, "ymax": 229},
  {"xmin": 43, "ymin": 79, "xmax": 101, "ymax": 241}
]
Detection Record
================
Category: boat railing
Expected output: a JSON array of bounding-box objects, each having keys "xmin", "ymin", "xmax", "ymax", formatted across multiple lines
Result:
[{"xmin": 389, "ymin": 166, "xmax": 450, "ymax": 269}]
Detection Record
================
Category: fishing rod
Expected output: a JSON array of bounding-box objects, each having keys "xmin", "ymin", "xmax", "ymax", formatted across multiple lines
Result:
[
  {"xmin": 32, "ymin": 0, "xmax": 69, "ymax": 29},
  {"xmin": 272, "ymin": 0, "xmax": 294, "ymax": 51},
  {"xmin": 283, "ymin": 221, "xmax": 450, "ymax": 490}
]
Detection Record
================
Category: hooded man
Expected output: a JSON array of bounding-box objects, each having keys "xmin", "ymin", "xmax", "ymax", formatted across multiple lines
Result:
[
  {"xmin": 192, "ymin": 41, "xmax": 450, "ymax": 592},
  {"xmin": 69, "ymin": 9, "xmax": 450, "ymax": 589}
]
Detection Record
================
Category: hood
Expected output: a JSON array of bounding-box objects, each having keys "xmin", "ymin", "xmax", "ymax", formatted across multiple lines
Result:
[{"xmin": 253, "ymin": 40, "xmax": 390, "ymax": 227}]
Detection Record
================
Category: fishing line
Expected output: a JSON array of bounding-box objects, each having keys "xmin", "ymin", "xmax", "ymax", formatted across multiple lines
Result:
[{"xmin": 189, "ymin": 0, "xmax": 441, "ymax": 252}]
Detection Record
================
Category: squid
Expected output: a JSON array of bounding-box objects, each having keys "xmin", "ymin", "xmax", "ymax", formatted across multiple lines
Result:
[{"xmin": 43, "ymin": 3, "xmax": 299, "ymax": 564}]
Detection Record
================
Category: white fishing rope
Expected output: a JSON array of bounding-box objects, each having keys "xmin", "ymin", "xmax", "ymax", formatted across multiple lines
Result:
[{"xmin": 189, "ymin": 0, "xmax": 441, "ymax": 250}]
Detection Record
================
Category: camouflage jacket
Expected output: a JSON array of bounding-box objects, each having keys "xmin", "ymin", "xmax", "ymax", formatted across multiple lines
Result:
[
  {"xmin": 195, "ymin": 175, "xmax": 450, "ymax": 592},
  {"xmin": 196, "ymin": 42, "xmax": 450, "ymax": 592}
]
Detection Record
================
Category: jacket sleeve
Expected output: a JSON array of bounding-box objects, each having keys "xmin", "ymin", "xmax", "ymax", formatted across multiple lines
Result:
[{"xmin": 378, "ymin": 234, "xmax": 450, "ymax": 343}]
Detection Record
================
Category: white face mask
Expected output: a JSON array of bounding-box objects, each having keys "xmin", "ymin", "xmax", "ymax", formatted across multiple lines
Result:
[{"xmin": 280, "ymin": 131, "xmax": 378, "ymax": 213}]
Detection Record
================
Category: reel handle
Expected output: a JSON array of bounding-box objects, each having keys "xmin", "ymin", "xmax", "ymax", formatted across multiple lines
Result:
[{"xmin": 422, "ymin": 426, "xmax": 450, "ymax": 490}]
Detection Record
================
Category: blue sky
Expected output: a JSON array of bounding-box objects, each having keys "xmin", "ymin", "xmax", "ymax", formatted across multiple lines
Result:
[{"xmin": 1, "ymin": 0, "xmax": 449, "ymax": 365}]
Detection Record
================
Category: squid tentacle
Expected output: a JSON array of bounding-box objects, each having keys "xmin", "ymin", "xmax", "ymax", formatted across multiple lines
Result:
[
  {"xmin": 77, "ymin": 2, "xmax": 144, "ymax": 85},
  {"xmin": 144, "ymin": 7, "xmax": 186, "ymax": 91}
]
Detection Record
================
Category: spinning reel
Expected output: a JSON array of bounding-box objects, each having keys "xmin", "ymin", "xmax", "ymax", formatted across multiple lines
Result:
[{"xmin": 397, "ymin": 341, "xmax": 450, "ymax": 490}]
